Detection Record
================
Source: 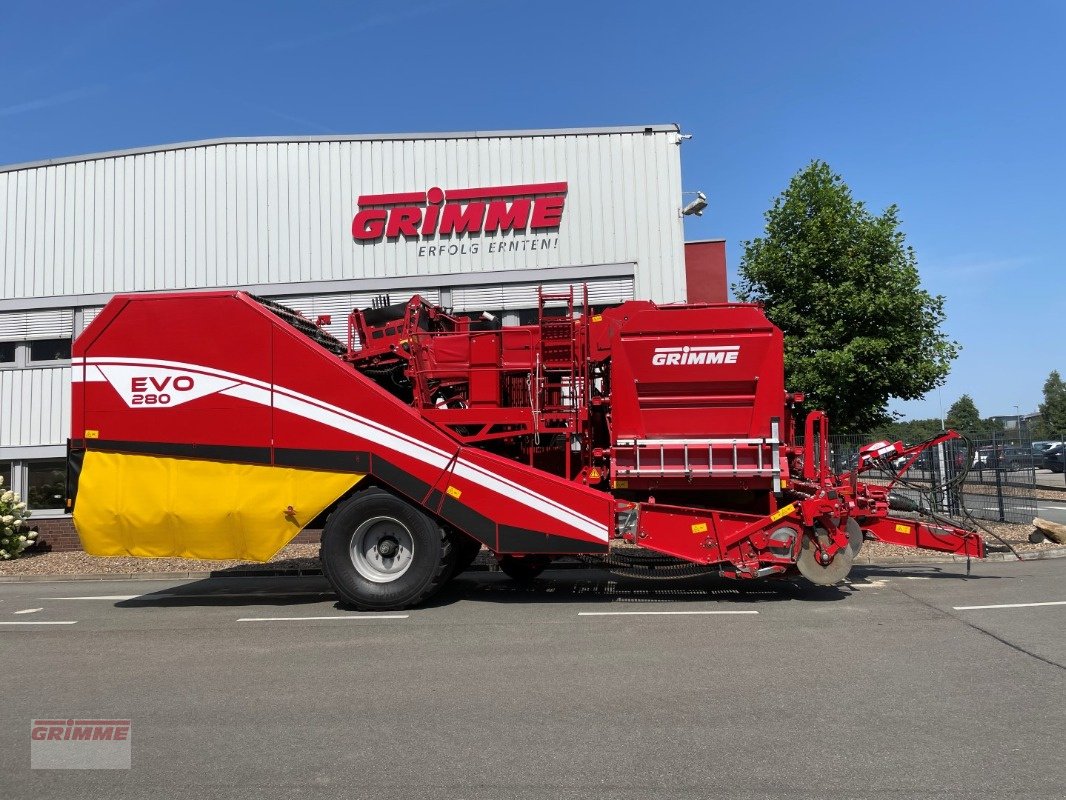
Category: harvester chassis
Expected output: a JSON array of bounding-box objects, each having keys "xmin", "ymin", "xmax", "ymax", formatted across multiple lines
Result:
[{"xmin": 67, "ymin": 289, "xmax": 984, "ymax": 610}]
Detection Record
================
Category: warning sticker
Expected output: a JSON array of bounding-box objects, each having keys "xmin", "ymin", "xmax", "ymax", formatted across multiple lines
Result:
[
  {"xmin": 770, "ymin": 503, "xmax": 796, "ymax": 522},
  {"xmin": 691, "ymin": 522, "xmax": 708, "ymax": 534},
  {"xmin": 446, "ymin": 486, "xmax": 462, "ymax": 500},
  {"xmin": 895, "ymin": 524, "xmax": 912, "ymax": 535}
]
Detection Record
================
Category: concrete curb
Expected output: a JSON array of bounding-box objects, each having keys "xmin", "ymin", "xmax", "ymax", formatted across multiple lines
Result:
[{"xmin": 2, "ymin": 546, "xmax": 1066, "ymax": 582}]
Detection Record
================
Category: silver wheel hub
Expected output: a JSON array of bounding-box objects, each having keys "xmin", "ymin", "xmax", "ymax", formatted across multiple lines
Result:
[{"xmin": 349, "ymin": 516, "xmax": 414, "ymax": 583}]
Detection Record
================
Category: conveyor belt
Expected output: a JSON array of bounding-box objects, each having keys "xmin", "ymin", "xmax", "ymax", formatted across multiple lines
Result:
[{"xmin": 247, "ymin": 294, "xmax": 348, "ymax": 355}]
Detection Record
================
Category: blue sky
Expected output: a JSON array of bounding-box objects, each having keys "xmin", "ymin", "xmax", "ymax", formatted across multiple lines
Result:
[{"xmin": 1, "ymin": 0, "xmax": 1062, "ymax": 421}]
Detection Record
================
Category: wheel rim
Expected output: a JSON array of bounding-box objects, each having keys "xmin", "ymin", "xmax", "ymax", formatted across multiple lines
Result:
[{"xmin": 349, "ymin": 516, "xmax": 415, "ymax": 583}]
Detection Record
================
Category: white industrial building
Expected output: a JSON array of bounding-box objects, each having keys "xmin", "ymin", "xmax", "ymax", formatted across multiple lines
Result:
[{"xmin": 0, "ymin": 123, "xmax": 701, "ymax": 518}]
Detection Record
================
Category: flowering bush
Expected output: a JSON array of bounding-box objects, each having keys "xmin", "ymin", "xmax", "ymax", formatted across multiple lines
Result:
[{"xmin": 0, "ymin": 475, "xmax": 36, "ymax": 559}]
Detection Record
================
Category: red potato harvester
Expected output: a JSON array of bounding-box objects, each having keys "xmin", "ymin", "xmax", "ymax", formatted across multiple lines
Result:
[{"xmin": 66, "ymin": 288, "xmax": 984, "ymax": 609}]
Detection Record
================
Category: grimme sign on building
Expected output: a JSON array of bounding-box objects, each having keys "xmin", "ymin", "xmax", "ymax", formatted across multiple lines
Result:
[{"xmin": 351, "ymin": 181, "xmax": 567, "ymax": 258}]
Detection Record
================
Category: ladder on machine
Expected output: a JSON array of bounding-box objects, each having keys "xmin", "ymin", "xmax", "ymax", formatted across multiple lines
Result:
[
  {"xmin": 536, "ymin": 285, "xmax": 577, "ymax": 426},
  {"xmin": 535, "ymin": 286, "xmax": 593, "ymax": 476}
]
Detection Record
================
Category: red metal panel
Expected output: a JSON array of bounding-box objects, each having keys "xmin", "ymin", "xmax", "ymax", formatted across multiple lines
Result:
[
  {"xmin": 604, "ymin": 303, "xmax": 784, "ymax": 441},
  {"xmin": 74, "ymin": 293, "xmax": 274, "ymax": 452},
  {"xmin": 443, "ymin": 446, "xmax": 611, "ymax": 553},
  {"xmin": 72, "ymin": 291, "xmax": 611, "ymax": 556},
  {"xmin": 684, "ymin": 240, "xmax": 728, "ymax": 303}
]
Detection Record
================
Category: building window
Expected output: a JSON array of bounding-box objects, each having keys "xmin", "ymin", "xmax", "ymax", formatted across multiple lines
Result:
[
  {"xmin": 27, "ymin": 460, "xmax": 66, "ymax": 511},
  {"xmin": 0, "ymin": 461, "xmax": 12, "ymax": 489},
  {"xmin": 28, "ymin": 338, "xmax": 71, "ymax": 363},
  {"xmin": 0, "ymin": 341, "xmax": 16, "ymax": 364}
]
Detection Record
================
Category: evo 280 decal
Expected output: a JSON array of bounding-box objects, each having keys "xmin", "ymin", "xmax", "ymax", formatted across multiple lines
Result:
[{"xmin": 72, "ymin": 357, "xmax": 609, "ymax": 542}]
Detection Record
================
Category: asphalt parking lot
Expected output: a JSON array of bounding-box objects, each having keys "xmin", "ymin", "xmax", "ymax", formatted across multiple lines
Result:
[
  {"xmin": 1036, "ymin": 469, "xmax": 1066, "ymax": 490},
  {"xmin": 1, "ymin": 560, "xmax": 1064, "ymax": 800}
]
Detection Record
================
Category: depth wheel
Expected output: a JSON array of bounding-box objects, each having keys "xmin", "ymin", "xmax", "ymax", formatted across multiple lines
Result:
[
  {"xmin": 321, "ymin": 487, "xmax": 455, "ymax": 610},
  {"xmin": 796, "ymin": 519, "xmax": 863, "ymax": 586},
  {"xmin": 497, "ymin": 555, "xmax": 551, "ymax": 582}
]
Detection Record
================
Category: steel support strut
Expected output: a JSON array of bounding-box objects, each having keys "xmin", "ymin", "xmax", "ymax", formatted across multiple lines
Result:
[{"xmin": 860, "ymin": 515, "xmax": 985, "ymax": 558}]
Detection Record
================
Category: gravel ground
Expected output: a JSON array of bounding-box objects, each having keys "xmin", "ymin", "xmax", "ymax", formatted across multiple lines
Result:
[
  {"xmin": 0, "ymin": 520, "xmax": 1060, "ymax": 577},
  {"xmin": 1033, "ymin": 487, "xmax": 1066, "ymax": 501},
  {"xmin": 0, "ymin": 543, "xmax": 323, "ymax": 577}
]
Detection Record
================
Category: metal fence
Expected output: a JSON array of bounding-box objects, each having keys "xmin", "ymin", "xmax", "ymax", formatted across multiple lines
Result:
[{"xmin": 826, "ymin": 433, "xmax": 1041, "ymax": 525}]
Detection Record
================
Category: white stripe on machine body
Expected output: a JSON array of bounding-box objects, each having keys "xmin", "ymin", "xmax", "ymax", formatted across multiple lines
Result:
[{"xmin": 78, "ymin": 356, "xmax": 608, "ymax": 542}]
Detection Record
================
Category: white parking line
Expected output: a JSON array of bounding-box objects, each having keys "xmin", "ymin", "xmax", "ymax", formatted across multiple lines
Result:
[
  {"xmin": 954, "ymin": 600, "xmax": 1066, "ymax": 611},
  {"xmin": 42, "ymin": 592, "xmax": 334, "ymax": 601},
  {"xmin": 13, "ymin": 608, "xmax": 43, "ymax": 614},
  {"xmin": 40, "ymin": 596, "xmax": 141, "ymax": 601},
  {"xmin": 0, "ymin": 621, "xmax": 77, "ymax": 626},
  {"xmin": 237, "ymin": 615, "xmax": 409, "ymax": 622},
  {"xmin": 578, "ymin": 610, "xmax": 759, "ymax": 616}
]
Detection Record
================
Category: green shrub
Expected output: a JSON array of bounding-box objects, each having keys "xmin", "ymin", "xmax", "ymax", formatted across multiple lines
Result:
[{"xmin": 0, "ymin": 475, "xmax": 36, "ymax": 559}]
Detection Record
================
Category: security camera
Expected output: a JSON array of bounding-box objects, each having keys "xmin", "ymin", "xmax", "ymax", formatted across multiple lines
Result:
[{"xmin": 682, "ymin": 191, "xmax": 708, "ymax": 217}]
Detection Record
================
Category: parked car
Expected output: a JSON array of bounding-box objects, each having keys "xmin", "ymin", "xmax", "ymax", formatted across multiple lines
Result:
[
  {"xmin": 972, "ymin": 445, "xmax": 1043, "ymax": 471},
  {"xmin": 1044, "ymin": 443, "xmax": 1065, "ymax": 474},
  {"xmin": 891, "ymin": 446, "xmax": 965, "ymax": 472}
]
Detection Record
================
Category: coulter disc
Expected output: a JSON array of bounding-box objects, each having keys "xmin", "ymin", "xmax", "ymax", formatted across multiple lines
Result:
[{"xmin": 796, "ymin": 519, "xmax": 863, "ymax": 586}]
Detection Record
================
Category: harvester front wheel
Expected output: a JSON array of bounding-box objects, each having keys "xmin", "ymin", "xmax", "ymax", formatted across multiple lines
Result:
[{"xmin": 321, "ymin": 487, "xmax": 455, "ymax": 610}]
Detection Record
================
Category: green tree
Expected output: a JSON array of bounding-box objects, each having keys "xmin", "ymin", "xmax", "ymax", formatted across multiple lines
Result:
[
  {"xmin": 945, "ymin": 394, "xmax": 982, "ymax": 433},
  {"xmin": 735, "ymin": 161, "xmax": 958, "ymax": 433},
  {"xmin": 870, "ymin": 417, "xmax": 943, "ymax": 443},
  {"xmin": 1039, "ymin": 370, "xmax": 1066, "ymax": 435},
  {"xmin": 982, "ymin": 416, "xmax": 1005, "ymax": 435}
]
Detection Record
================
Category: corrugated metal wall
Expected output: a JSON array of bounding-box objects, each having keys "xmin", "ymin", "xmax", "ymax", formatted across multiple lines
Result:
[
  {"xmin": 0, "ymin": 368, "xmax": 69, "ymax": 447},
  {"xmin": 0, "ymin": 129, "xmax": 685, "ymax": 304},
  {"xmin": 451, "ymin": 278, "xmax": 634, "ymax": 312}
]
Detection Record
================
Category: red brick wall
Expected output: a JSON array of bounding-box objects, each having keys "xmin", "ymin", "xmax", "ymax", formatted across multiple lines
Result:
[
  {"xmin": 684, "ymin": 239, "xmax": 728, "ymax": 303},
  {"xmin": 291, "ymin": 529, "xmax": 322, "ymax": 545},
  {"xmin": 29, "ymin": 518, "xmax": 81, "ymax": 552}
]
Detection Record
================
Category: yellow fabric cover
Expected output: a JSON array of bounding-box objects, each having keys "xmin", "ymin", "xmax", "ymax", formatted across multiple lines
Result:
[{"xmin": 73, "ymin": 451, "xmax": 363, "ymax": 561}]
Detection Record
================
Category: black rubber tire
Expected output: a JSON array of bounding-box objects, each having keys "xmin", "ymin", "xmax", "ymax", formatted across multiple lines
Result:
[
  {"xmin": 320, "ymin": 487, "xmax": 455, "ymax": 611},
  {"xmin": 497, "ymin": 555, "xmax": 551, "ymax": 581},
  {"xmin": 450, "ymin": 532, "xmax": 483, "ymax": 577}
]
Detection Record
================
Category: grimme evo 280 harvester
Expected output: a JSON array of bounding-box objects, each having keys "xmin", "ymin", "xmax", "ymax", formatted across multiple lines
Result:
[{"xmin": 66, "ymin": 288, "xmax": 985, "ymax": 609}]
